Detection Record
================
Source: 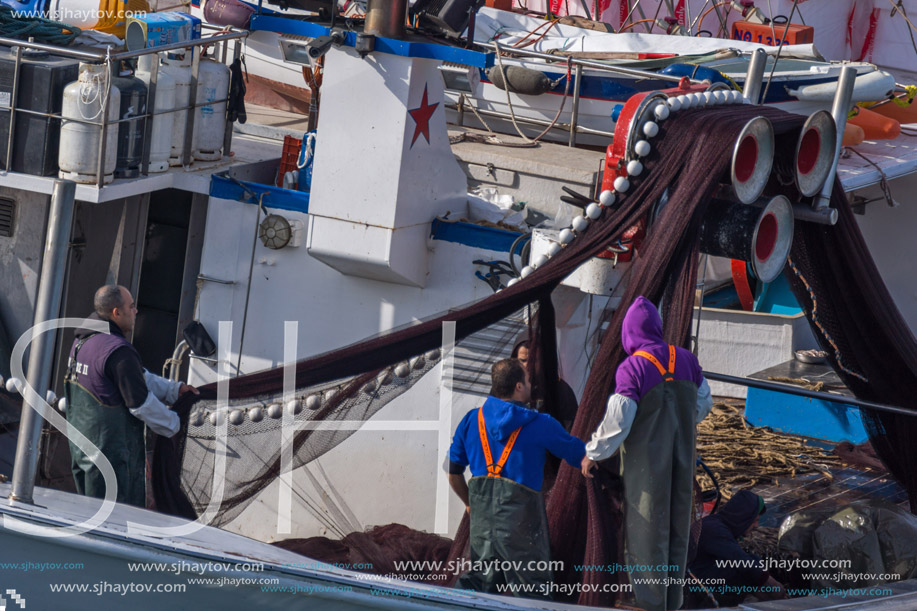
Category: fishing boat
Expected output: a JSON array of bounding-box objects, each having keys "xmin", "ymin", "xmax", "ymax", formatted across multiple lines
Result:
[{"xmin": 437, "ymin": 7, "xmax": 898, "ymax": 145}]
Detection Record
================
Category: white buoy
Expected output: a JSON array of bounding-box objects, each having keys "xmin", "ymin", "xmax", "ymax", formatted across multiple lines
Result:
[
  {"xmin": 209, "ymin": 411, "xmax": 226, "ymax": 426},
  {"xmin": 520, "ymin": 265, "xmax": 534, "ymax": 278},
  {"xmin": 229, "ymin": 409, "xmax": 245, "ymax": 426},
  {"xmin": 426, "ymin": 349, "xmax": 441, "ymax": 361},
  {"xmin": 507, "ymin": 278, "xmax": 520, "ymax": 287},
  {"xmin": 286, "ymin": 399, "xmax": 303, "ymax": 415},
  {"xmin": 46, "ymin": 390, "xmax": 57, "ymax": 406},
  {"xmin": 58, "ymin": 397, "xmax": 68, "ymax": 413},
  {"xmin": 654, "ymin": 104, "xmax": 670, "ymax": 120},
  {"xmin": 599, "ymin": 190, "xmax": 615, "ymax": 207},
  {"xmin": 614, "ymin": 176, "xmax": 630, "ymax": 193},
  {"xmin": 634, "ymin": 140, "xmax": 651, "ymax": 157},
  {"xmin": 5, "ymin": 377, "xmax": 21, "ymax": 394},
  {"xmin": 547, "ymin": 241, "xmax": 563, "ymax": 256},
  {"xmin": 410, "ymin": 357, "xmax": 426, "ymax": 371},
  {"xmin": 305, "ymin": 394, "xmax": 322, "ymax": 409},
  {"xmin": 585, "ymin": 203, "xmax": 602, "ymax": 220},
  {"xmin": 627, "ymin": 160, "xmax": 643, "ymax": 176},
  {"xmin": 394, "ymin": 363, "xmax": 411, "ymax": 378},
  {"xmin": 571, "ymin": 216, "xmax": 589, "ymax": 232},
  {"xmin": 248, "ymin": 407, "xmax": 264, "ymax": 423},
  {"xmin": 363, "ymin": 379, "xmax": 377, "ymax": 394},
  {"xmin": 532, "ymin": 254, "xmax": 548, "ymax": 268},
  {"xmin": 643, "ymin": 121, "xmax": 659, "ymax": 138},
  {"xmin": 667, "ymin": 96, "xmax": 682, "ymax": 111},
  {"xmin": 325, "ymin": 388, "xmax": 338, "ymax": 401},
  {"xmin": 559, "ymin": 228, "xmax": 575, "ymax": 244},
  {"xmin": 267, "ymin": 403, "xmax": 284, "ymax": 419}
]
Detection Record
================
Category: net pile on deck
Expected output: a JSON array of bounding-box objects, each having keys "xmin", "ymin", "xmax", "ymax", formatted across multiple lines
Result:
[{"xmin": 154, "ymin": 104, "xmax": 917, "ymax": 606}]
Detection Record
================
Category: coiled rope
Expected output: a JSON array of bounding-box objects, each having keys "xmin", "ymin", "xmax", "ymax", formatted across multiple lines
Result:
[{"xmin": 0, "ymin": 4, "xmax": 81, "ymax": 46}]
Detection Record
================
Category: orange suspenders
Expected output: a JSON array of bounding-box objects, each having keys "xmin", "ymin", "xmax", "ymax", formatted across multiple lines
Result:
[
  {"xmin": 477, "ymin": 407, "xmax": 522, "ymax": 477},
  {"xmin": 633, "ymin": 345, "xmax": 677, "ymax": 382}
]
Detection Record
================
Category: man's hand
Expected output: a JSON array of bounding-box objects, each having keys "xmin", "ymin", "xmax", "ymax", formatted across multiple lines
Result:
[
  {"xmin": 581, "ymin": 457, "xmax": 596, "ymax": 478},
  {"xmin": 179, "ymin": 383, "xmax": 200, "ymax": 396}
]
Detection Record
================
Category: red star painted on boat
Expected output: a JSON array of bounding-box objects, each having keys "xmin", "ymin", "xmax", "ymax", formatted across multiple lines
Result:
[{"xmin": 408, "ymin": 85, "xmax": 439, "ymax": 147}]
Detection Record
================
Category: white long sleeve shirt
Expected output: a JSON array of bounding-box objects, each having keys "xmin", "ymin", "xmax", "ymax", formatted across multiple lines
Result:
[
  {"xmin": 127, "ymin": 370, "xmax": 183, "ymax": 437},
  {"xmin": 585, "ymin": 378, "xmax": 713, "ymax": 461}
]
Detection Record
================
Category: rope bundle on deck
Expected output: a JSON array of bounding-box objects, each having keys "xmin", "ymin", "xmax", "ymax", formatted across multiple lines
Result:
[
  {"xmin": 0, "ymin": 4, "xmax": 80, "ymax": 46},
  {"xmin": 696, "ymin": 402, "xmax": 843, "ymax": 499}
]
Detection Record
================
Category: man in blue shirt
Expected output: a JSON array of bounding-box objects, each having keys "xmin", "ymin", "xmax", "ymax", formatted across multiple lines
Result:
[{"xmin": 448, "ymin": 358, "xmax": 585, "ymax": 597}]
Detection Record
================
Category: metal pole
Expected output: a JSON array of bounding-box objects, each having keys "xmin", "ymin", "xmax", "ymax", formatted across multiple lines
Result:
[
  {"xmin": 474, "ymin": 41, "xmax": 700, "ymax": 84},
  {"xmin": 704, "ymin": 370, "xmax": 917, "ymax": 418},
  {"xmin": 10, "ymin": 180, "xmax": 77, "ymax": 504},
  {"xmin": 568, "ymin": 64, "xmax": 582, "ymax": 148},
  {"xmin": 742, "ymin": 48, "xmax": 767, "ymax": 105},
  {"xmin": 140, "ymin": 55, "xmax": 158, "ymax": 176},
  {"xmin": 443, "ymin": 102, "xmax": 616, "ymax": 138},
  {"xmin": 5, "ymin": 46, "xmax": 21, "ymax": 173},
  {"xmin": 365, "ymin": 0, "xmax": 407, "ymax": 39},
  {"xmin": 222, "ymin": 41, "xmax": 241, "ymax": 161},
  {"xmin": 96, "ymin": 63, "xmax": 112, "ymax": 188},
  {"xmin": 791, "ymin": 202, "xmax": 837, "ymax": 225},
  {"xmin": 183, "ymin": 47, "xmax": 201, "ymax": 168},
  {"xmin": 813, "ymin": 65, "xmax": 856, "ymax": 211}
]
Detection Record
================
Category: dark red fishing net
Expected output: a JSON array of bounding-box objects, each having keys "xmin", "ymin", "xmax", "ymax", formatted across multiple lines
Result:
[{"xmin": 153, "ymin": 104, "xmax": 917, "ymax": 606}]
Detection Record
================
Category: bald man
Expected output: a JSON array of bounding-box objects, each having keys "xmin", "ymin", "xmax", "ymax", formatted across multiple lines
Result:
[{"xmin": 65, "ymin": 285, "xmax": 198, "ymax": 506}]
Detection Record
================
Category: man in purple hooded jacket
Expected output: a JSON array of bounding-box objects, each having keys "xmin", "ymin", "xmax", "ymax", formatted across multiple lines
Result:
[{"xmin": 581, "ymin": 296, "xmax": 713, "ymax": 611}]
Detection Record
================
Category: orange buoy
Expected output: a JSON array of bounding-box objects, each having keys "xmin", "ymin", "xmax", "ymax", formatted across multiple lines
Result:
[
  {"xmin": 849, "ymin": 107, "xmax": 901, "ymax": 140},
  {"xmin": 870, "ymin": 99, "xmax": 917, "ymax": 125},
  {"xmin": 842, "ymin": 123, "xmax": 865, "ymax": 147}
]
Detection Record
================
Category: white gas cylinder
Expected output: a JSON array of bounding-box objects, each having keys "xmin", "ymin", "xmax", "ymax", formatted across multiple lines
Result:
[
  {"xmin": 161, "ymin": 52, "xmax": 192, "ymax": 166},
  {"xmin": 135, "ymin": 53, "xmax": 176, "ymax": 173},
  {"xmin": 59, "ymin": 62, "xmax": 121, "ymax": 184},
  {"xmin": 193, "ymin": 56, "xmax": 230, "ymax": 161}
]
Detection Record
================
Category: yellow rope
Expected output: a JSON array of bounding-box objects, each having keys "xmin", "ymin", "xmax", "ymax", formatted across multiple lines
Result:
[{"xmin": 718, "ymin": 71, "xmax": 742, "ymax": 91}]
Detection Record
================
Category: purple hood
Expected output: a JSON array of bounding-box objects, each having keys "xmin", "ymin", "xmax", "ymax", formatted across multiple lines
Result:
[
  {"xmin": 615, "ymin": 297, "xmax": 704, "ymax": 401},
  {"xmin": 622, "ymin": 296, "xmax": 665, "ymax": 356}
]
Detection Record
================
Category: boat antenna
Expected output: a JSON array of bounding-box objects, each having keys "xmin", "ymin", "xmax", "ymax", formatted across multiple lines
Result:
[{"xmin": 760, "ymin": 0, "xmax": 800, "ymax": 103}]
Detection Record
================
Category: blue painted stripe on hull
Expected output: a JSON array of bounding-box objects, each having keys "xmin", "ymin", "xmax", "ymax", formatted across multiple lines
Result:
[
  {"xmin": 431, "ymin": 218, "xmax": 524, "ymax": 254},
  {"xmin": 210, "ymin": 174, "xmax": 310, "ymax": 213}
]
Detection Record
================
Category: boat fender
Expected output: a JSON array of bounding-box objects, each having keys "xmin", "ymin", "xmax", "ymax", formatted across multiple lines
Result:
[
  {"xmin": 486, "ymin": 66, "xmax": 552, "ymax": 96},
  {"xmin": 658, "ymin": 64, "xmax": 730, "ymax": 87}
]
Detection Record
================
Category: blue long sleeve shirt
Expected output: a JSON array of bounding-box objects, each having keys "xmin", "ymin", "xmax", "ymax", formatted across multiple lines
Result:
[{"xmin": 448, "ymin": 396, "xmax": 586, "ymax": 491}]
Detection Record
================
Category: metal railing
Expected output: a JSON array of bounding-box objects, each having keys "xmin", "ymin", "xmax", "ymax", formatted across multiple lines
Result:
[
  {"xmin": 0, "ymin": 24, "xmax": 249, "ymax": 187},
  {"xmin": 454, "ymin": 41, "xmax": 711, "ymax": 146}
]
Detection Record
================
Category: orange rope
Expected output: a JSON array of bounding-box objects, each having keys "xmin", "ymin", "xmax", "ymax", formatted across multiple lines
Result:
[
  {"xmin": 512, "ymin": 18, "xmax": 559, "ymax": 49},
  {"xmin": 618, "ymin": 17, "xmax": 658, "ymax": 33},
  {"xmin": 696, "ymin": 1, "xmax": 732, "ymax": 37}
]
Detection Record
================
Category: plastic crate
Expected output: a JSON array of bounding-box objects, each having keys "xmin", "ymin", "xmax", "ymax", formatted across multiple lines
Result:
[{"xmin": 276, "ymin": 135, "xmax": 303, "ymax": 187}]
